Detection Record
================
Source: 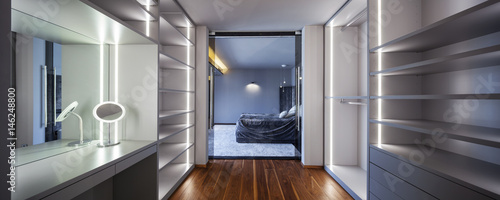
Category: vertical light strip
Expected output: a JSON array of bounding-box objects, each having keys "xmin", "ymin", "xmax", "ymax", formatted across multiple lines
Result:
[
  {"xmin": 377, "ymin": 0, "xmax": 383, "ymax": 147},
  {"xmin": 114, "ymin": 44, "xmax": 119, "ymax": 143},
  {"xmin": 186, "ymin": 26, "xmax": 191, "ymax": 166},
  {"xmin": 100, "ymin": 44, "xmax": 104, "ymax": 145},
  {"xmin": 146, "ymin": 15, "xmax": 150, "ymax": 37},
  {"xmin": 329, "ymin": 25, "xmax": 334, "ymax": 166}
]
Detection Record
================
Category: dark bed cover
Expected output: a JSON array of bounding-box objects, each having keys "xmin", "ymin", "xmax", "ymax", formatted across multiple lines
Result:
[{"xmin": 236, "ymin": 113, "xmax": 296, "ymax": 143}]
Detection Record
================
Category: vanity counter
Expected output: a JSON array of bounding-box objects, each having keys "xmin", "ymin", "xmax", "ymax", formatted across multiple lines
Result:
[{"xmin": 13, "ymin": 140, "xmax": 157, "ymax": 200}]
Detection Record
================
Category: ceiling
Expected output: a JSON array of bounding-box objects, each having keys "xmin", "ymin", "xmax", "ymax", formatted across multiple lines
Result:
[
  {"xmin": 177, "ymin": 0, "xmax": 349, "ymax": 31},
  {"xmin": 214, "ymin": 37, "xmax": 295, "ymax": 69},
  {"xmin": 178, "ymin": 0, "xmax": 367, "ymax": 70}
]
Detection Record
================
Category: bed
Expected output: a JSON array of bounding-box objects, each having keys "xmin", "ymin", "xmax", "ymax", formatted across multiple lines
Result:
[{"xmin": 235, "ymin": 113, "xmax": 297, "ymax": 143}]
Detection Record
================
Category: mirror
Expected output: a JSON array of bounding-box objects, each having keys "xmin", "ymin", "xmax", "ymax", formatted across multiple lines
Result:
[
  {"xmin": 56, "ymin": 101, "xmax": 79, "ymax": 122},
  {"xmin": 93, "ymin": 102, "xmax": 125, "ymax": 147},
  {"xmin": 12, "ymin": 9, "xmax": 109, "ymax": 165},
  {"xmin": 93, "ymin": 102, "xmax": 126, "ymax": 123}
]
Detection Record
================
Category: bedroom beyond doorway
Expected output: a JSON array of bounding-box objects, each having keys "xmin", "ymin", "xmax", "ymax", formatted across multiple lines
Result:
[{"xmin": 208, "ymin": 32, "xmax": 302, "ymax": 159}]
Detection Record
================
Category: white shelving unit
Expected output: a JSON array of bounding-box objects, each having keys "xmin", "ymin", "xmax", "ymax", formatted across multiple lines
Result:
[
  {"xmin": 369, "ymin": 1, "xmax": 500, "ymax": 199},
  {"xmin": 158, "ymin": 146, "xmax": 194, "ymax": 199},
  {"xmin": 324, "ymin": 8, "xmax": 369, "ymax": 198},
  {"xmin": 157, "ymin": 0, "xmax": 196, "ymax": 199},
  {"xmin": 79, "ymin": 0, "xmax": 196, "ymax": 199}
]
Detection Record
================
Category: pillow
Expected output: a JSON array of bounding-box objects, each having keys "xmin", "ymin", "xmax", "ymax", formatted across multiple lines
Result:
[
  {"xmin": 279, "ymin": 111, "xmax": 288, "ymax": 118},
  {"xmin": 285, "ymin": 105, "xmax": 296, "ymax": 118}
]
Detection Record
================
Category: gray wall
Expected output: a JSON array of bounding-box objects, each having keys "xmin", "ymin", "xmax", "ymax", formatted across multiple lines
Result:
[
  {"xmin": 214, "ymin": 68, "xmax": 292, "ymax": 123},
  {"xmin": 16, "ymin": 35, "xmax": 46, "ymax": 146},
  {"xmin": 195, "ymin": 26, "xmax": 209, "ymax": 165},
  {"xmin": 301, "ymin": 26, "xmax": 324, "ymax": 166}
]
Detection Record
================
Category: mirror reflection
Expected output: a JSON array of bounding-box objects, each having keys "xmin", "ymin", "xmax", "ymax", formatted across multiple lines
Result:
[
  {"xmin": 94, "ymin": 102, "xmax": 126, "ymax": 122},
  {"xmin": 12, "ymin": 9, "xmax": 109, "ymax": 166}
]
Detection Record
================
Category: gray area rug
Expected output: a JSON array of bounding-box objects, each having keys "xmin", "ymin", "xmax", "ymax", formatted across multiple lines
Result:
[{"xmin": 208, "ymin": 125, "xmax": 299, "ymax": 157}]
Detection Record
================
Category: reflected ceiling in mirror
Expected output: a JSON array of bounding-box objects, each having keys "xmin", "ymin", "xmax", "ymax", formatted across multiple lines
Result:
[{"xmin": 12, "ymin": 9, "xmax": 100, "ymax": 45}]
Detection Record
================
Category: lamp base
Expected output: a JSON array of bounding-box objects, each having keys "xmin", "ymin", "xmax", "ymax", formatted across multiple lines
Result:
[
  {"xmin": 68, "ymin": 139, "xmax": 93, "ymax": 147},
  {"xmin": 97, "ymin": 140, "xmax": 120, "ymax": 147}
]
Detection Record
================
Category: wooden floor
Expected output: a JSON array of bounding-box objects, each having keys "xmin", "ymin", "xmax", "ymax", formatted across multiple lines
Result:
[{"xmin": 169, "ymin": 159, "xmax": 354, "ymax": 200}]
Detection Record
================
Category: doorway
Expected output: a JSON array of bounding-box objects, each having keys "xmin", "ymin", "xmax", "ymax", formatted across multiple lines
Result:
[{"xmin": 208, "ymin": 32, "xmax": 302, "ymax": 159}]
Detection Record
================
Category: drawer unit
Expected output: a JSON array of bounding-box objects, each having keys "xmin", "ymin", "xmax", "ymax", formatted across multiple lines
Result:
[
  {"xmin": 370, "ymin": 163, "xmax": 436, "ymax": 200},
  {"xmin": 370, "ymin": 147, "xmax": 492, "ymax": 200},
  {"xmin": 370, "ymin": 178, "xmax": 403, "ymax": 200}
]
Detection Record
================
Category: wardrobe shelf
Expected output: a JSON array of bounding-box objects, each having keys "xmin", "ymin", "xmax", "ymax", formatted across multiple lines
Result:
[
  {"xmin": 159, "ymin": 16, "xmax": 193, "ymax": 46},
  {"xmin": 370, "ymin": 144, "xmax": 500, "ymax": 199},
  {"xmin": 158, "ymin": 0, "xmax": 183, "ymax": 13},
  {"xmin": 159, "ymin": 51, "xmax": 194, "ymax": 69},
  {"xmin": 160, "ymin": 12, "xmax": 193, "ymax": 28},
  {"xmin": 370, "ymin": 119, "xmax": 500, "ymax": 148},
  {"xmin": 160, "ymin": 13, "xmax": 194, "ymax": 44},
  {"xmin": 158, "ymin": 143, "xmax": 194, "ymax": 170},
  {"xmin": 370, "ymin": 44, "xmax": 500, "ymax": 76},
  {"xmin": 159, "ymin": 88, "xmax": 195, "ymax": 93},
  {"xmin": 85, "ymin": 0, "xmax": 157, "ymax": 21},
  {"xmin": 369, "ymin": 94, "xmax": 500, "ymax": 100},
  {"xmin": 159, "ymin": 110, "xmax": 194, "ymax": 119},
  {"xmin": 370, "ymin": 1, "xmax": 500, "ymax": 53},
  {"xmin": 158, "ymin": 163, "xmax": 194, "ymax": 200},
  {"xmin": 325, "ymin": 165, "xmax": 367, "ymax": 200},
  {"xmin": 325, "ymin": 96, "xmax": 369, "ymax": 99},
  {"xmin": 79, "ymin": 0, "xmax": 158, "ymax": 44},
  {"xmin": 158, "ymin": 124, "xmax": 195, "ymax": 141},
  {"xmin": 139, "ymin": 5, "xmax": 159, "ymax": 20}
]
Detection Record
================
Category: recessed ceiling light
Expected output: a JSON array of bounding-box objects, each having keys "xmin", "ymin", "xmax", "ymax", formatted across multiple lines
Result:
[{"xmin": 281, "ymin": 64, "xmax": 287, "ymax": 68}]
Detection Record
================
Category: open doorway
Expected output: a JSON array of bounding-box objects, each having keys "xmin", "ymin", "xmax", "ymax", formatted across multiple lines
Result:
[{"xmin": 208, "ymin": 32, "xmax": 301, "ymax": 159}]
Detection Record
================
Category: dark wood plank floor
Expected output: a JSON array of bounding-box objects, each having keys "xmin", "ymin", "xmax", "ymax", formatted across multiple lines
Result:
[{"xmin": 169, "ymin": 159, "xmax": 354, "ymax": 200}]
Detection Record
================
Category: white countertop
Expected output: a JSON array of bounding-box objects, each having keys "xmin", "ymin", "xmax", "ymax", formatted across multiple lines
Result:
[{"xmin": 13, "ymin": 140, "xmax": 156, "ymax": 200}]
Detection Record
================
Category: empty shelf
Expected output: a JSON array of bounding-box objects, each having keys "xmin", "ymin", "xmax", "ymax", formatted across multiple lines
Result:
[
  {"xmin": 371, "ymin": 44, "xmax": 500, "ymax": 76},
  {"xmin": 158, "ymin": 0, "xmax": 183, "ymax": 13},
  {"xmin": 371, "ymin": 119, "xmax": 500, "ymax": 148},
  {"xmin": 159, "ymin": 52, "xmax": 194, "ymax": 69},
  {"xmin": 325, "ymin": 165, "xmax": 367, "ymax": 200},
  {"xmin": 160, "ymin": 13, "xmax": 194, "ymax": 44},
  {"xmin": 370, "ymin": 1, "xmax": 500, "ymax": 52},
  {"xmin": 158, "ymin": 163, "xmax": 193, "ymax": 200},
  {"xmin": 139, "ymin": 5, "xmax": 159, "ymax": 20},
  {"xmin": 371, "ymin": 144, "xmax": 500, "ymax": 199},
  {"xmin": 370, "ymin": 94, "xmax": 500, "ymax": 100},
  {"xmin": 159, "ymin": 110, "xmax": 194, "ymax": 119},
  {"xmin": 158, "ymin": 143, "xmax": 194, "ymax": 170},
  {"xmin": 159, "ymin": 124, "xmax": 194, "ymax": 141},
  {"xmin": 159, "ymin": 17, "xmax": 192, "ymax": 46},
  {"xmin": 160, "ymin": 12, "xmax": 192, "ymax": 28},
  {"xmin": 86, "ymin": 0, "xmax": 157, "ymax": 21},
  {"xmin": 83, "ymin": 0, "xmax": 159, "ymax": 44}
]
